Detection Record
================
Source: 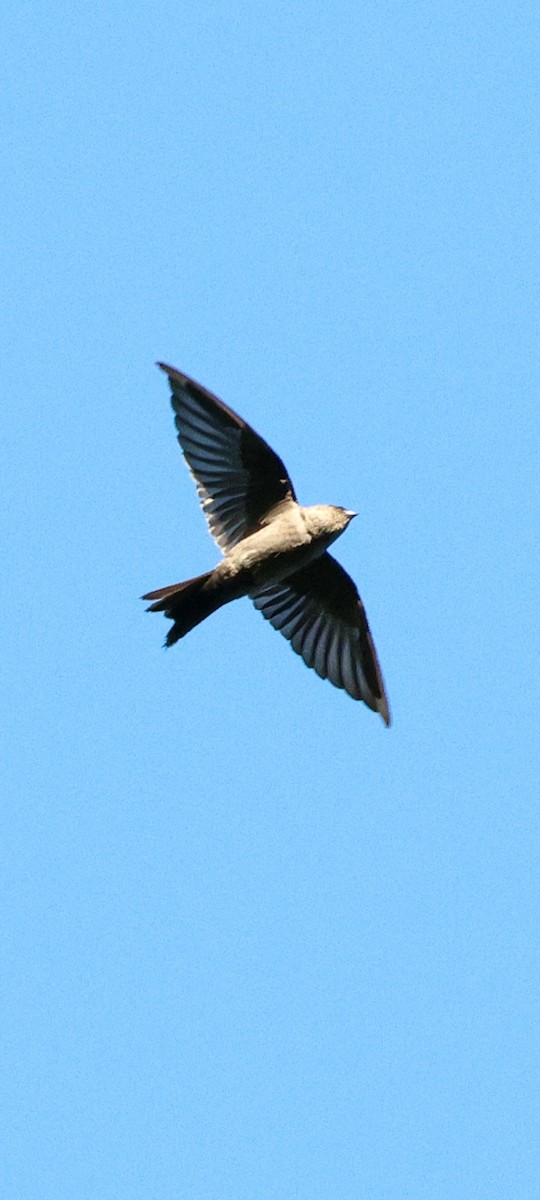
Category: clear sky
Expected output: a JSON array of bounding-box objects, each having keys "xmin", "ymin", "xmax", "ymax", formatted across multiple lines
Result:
[{"xmin": 2, "ymin": 2, "xmax": 539, "ymax": 1197}]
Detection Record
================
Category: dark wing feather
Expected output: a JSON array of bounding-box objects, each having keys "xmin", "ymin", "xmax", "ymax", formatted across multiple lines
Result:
[
  {"xmin": 252, "ymin": 552, "xmax": 390, "ymax": 724},
  {"xmin": 158, "ymin": 363, "xmax": 296, "ymax": 552}
]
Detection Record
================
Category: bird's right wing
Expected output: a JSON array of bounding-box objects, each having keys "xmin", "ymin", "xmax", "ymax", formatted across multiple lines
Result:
[
  {"xmin": 252, "ymin": 553, "xmax": 390, "ymax": 724},
  {"xmin": 158, "ymin": 363, "xmax": 297, "ymax": 552}
]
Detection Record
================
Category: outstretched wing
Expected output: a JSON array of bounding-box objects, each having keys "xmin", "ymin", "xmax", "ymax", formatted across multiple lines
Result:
[
  {"xmin": 252, "ymin": 552, "xmax": 390, "ymax": 724},
  {"xmin": 158, "ymin": 363, "xmax": 297, "ymax": 552}
]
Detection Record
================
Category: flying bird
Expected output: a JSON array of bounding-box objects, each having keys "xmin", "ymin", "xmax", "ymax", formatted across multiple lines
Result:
[{"xmin": 143, "ymin": 364, "xmax": 391, "ymax": 725}]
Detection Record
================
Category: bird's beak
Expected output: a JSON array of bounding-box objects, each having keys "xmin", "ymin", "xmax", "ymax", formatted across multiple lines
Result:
[{"xmin": 345, "ymin": 510, "xmax": 358, "ymax": 520}]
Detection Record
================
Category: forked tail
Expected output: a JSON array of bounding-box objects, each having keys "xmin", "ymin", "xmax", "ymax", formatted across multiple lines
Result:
[{"xmin": 142, "ymin": 571, "xmax": 224, "ymax": 646}]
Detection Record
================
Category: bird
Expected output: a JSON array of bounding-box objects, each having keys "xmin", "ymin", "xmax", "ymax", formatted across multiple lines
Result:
[{"xmin": 143, "ymin": 363, "xmax": 391, "ymax": 725}]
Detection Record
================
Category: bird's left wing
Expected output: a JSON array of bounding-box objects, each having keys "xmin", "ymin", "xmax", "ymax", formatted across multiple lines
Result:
[
  {"xmin": 252, "ymin": 553, "xmax": 391, "ymax": 724},
  {"xmin": 158, "ymin": 363, "xmax": 297, "ymax": 552}
]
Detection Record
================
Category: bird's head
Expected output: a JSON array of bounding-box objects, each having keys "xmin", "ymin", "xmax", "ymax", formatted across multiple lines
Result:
[{"xmin": 304, "ymin": 504, "xmax": 357, "ymax": 540}]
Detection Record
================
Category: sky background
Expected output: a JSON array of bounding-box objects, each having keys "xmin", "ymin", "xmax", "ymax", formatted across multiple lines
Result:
[{"xmin": 2, "ymin": 2, "xmax": 539, "ymax": 1197}]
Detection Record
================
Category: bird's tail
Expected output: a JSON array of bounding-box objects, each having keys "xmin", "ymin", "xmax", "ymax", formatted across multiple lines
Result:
[{"xmin": 142, "ymin": 571, "xmax": 228, "ymax": 647}]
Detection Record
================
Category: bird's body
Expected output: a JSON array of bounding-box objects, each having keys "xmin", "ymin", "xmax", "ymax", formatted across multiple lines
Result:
[
  {"xmin": 143, "ymin": 364, "xmax": 391, "ymax": 725},
  {"xmin": 218, "ymin": 503, "xmax": 354, "ymax": 588}
]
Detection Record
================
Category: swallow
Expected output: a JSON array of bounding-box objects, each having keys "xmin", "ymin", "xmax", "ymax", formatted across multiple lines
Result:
[{"xmin": 143, "ymin": 364, "xmax": 390, "ymax": 724}]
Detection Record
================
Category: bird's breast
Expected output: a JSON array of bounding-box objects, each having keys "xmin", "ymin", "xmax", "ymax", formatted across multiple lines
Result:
[{"xmin": 221, "ymin": 518, "xmax": 336, "ymax": 590}]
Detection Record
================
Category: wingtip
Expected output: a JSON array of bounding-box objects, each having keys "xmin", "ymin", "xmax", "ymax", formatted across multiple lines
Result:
[
  {"xmin": 377, "ymin": 691, "xmax": 391, "ymax": 727},
  {"xmin": 156, "ymin": 362, "xmax": 197, "ymax": 393}
]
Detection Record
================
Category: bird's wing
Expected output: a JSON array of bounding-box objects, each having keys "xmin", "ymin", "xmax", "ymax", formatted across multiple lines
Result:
[
  {"xmin": 252, "ymin": 552, "xmax": 390, "ymax": 724},
  {"xmin": 158, "ymin": 363, "xmax": 297, "ymax": 552}
]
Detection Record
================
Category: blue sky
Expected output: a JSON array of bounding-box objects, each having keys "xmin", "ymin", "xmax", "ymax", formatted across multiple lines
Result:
[{"xmin": 2, "ymin": 2, "xmax": 539, "ymax": 1196}]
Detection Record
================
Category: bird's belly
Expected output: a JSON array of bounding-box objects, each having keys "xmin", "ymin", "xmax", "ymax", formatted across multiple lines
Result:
[
  {"xmin": 221, "ymin": 515, "xmax": 340, "ymax": 591},
  {"xmin": 246, "ymin": 535, "xmax": 334, "ymax": 589}
]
